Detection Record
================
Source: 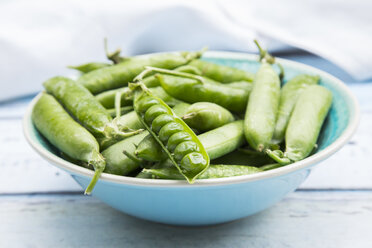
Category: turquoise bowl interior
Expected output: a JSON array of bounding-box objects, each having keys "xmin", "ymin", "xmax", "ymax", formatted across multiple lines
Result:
[{"xmin": 24, "ymin": 51, "xmax": 359, "ymax": 226}]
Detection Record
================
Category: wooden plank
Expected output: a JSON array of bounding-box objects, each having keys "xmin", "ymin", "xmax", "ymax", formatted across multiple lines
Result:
[
  {"xmin": 0, "ymin": 84, "xmax": 370, "ymax": 193},
  {"xmin": 0, "ymin": 191, "xmax": 371, "ymax": 248}
]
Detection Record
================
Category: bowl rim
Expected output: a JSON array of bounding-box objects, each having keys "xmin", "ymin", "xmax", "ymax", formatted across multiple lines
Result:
[{"xmin": 23, "ymin": 51, "xmax": 360, "ymax": 188}]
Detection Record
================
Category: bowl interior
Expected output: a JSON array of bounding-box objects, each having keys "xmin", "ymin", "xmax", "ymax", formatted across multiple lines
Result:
[{"xmin": 24, "ymin": 51, "xmax": 358, "ymax": 185}]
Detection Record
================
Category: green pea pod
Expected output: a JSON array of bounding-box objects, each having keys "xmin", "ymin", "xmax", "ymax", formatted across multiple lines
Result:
[
  {"xmin": 227, "ymin": 81, "xmax": 253, "ymax": 92},
  {"xmin": 78, "ymin": 51, "xmax": 203, "ymax": 94},
  {"xmin": 130, "ymin": 76, "xmax": 210, "ymax": 183},
  {"xmin": 68, "ymin": 62, "xmax": 111, "ymax": 74},
  {"xmin": 267, "ymin": 85, "xmax": 332, "ymax": 165},
  {"xmin": 106, "ymin": 106, "xmax": 134, "ymax": 117},
  {"xmin": 32, "ymin": 93, "xmax": 105, "ymax": 194},
  {"xmin": 43, "ymin": 76, "xmax": 141, "ymax": 149},
  {"xmin": 157, "ymin": 73, "xmax": 249, "ymax": 113},
  {"xmin": 182, "ymin": 102, "xmax": 235, "ymax": 132},
  {"xmin": 135, "ymin": 120, "xmax": 246, "ymax": 162},
  {"xmin": 244, "ymin": 41, "xmax": 281, "ymax": 152},
  {"xmin": 143, "ymin": 164, "xmax": 261, "ymax": 180},
  {"xmin": 189, "ymin": 59, "xmax": 254, "ymax": 83},
  {"xmin": 102, "ymin": 132, "xmax": 148, "ymax": 175},
  {"xmin": 272, "ymin": 74, "xmax": 320, "ymax": 144},
  {"xmin": 212, "ymin": 149, "xmax": 274, "ymax": 167}
]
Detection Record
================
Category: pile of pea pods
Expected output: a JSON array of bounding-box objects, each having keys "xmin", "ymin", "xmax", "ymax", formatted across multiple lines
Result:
[{"xmin": 32, "ymin": 41, "xmax": 332, "ymax": 194}]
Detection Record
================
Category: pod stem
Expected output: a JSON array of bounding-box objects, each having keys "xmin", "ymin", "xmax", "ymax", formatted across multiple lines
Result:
[
  {"xmin": 104, "ymin": 38, "xmax": 126, "ymax": 64},
  {"xmin": 85, "ymin": 151, "xmax": 106, "ymax": 195},
  {"xmin": 265, "ymin": 149, "xmax": 291, "ymax": 165},
  {"xmin": 115, "ymin": 91, "xmax": 123, "ymax": 119},
  {"xmin": 253, "ymin": 39, "xmax": 275, "ymax": 64},
  {"xmin": 123, "ymin": 150, "xmax": 143, "ymax": 164},
  {"xmin": 181, "ymin": 112, "xmax": 196, "ymax": 120}
]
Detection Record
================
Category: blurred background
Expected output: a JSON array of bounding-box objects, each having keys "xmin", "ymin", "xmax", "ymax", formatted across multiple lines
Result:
[{"xmin": 1, "ymin": 0, "xmax": 371, "ymax": 101}]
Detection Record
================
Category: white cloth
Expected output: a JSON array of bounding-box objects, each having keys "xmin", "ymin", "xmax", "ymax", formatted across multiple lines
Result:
[{"xmin": 1, "ymin": 0, "xmax": 371, "ymax": 101}]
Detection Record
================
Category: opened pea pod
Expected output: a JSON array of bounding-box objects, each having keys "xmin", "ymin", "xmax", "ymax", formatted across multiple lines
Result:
[
  {"xmin": 267, "ymin": 85, "xmax": 332, "ymax": 165},
  {"xmin": 32, "ymin": 93, "xmax": 105, "ymax": 194},
  {"xmin": 129, "ymin": 69, "xmax": 210, "ymax": 183}
]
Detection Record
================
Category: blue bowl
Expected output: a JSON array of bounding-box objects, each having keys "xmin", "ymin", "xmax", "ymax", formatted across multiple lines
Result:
[{"xmin": 23, "ymin": 51, "xmax": 359, "ymax": 226}]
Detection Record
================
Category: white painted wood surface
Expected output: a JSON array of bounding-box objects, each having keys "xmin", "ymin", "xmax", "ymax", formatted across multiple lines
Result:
[{"xmin": 1, "ymin": 191, "xmax": 372, "ymax": 248}]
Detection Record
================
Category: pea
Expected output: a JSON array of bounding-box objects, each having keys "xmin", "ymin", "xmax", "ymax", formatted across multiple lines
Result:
[
  {"xmin": 266, "ymin": 85, "xmax": 332, "ymax": 164},
  {"xmin": 182, "ymin": 102, "xmax": 235, "ymax": 132},
  {"xmin": 167, "ymin": 132, "xmax": 193, "ymax": 152},
  {"xmin": 158, "ymin": 122, "xmax": 184, "ymax": 143},
  {"xmin": 151, "ymin": 114, "xmax": 175, "ymax": 133},
  {"xmin": 180, "ymin": 152, "xmax": 208, "ymax": 176},
  {"xmin": 173, "ymin": 141, "xmax": 200, "ymax": 162},
  {"xmin": 144, "ymin": 105, "xmax": 169, "ymax": 125},
  {"xmin": 136, "ymin": 97, "xmax": 160, "ymax": 114},
  {"xmin": 32, "ymin": 93, "xmax": 105, "ymax": 194}
]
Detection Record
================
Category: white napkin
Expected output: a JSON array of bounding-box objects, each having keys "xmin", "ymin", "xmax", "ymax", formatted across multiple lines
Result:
[{"xmin": 1, "ymin": 0, "xmax": 371, "ymax": 101}]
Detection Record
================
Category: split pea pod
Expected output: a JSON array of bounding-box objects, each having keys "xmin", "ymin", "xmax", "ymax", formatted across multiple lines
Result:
[
  {"xmin": 68, "ymin": 62, "xmax": 111, "ymax": 74},
  {"xmin": 115, "ymin": 102, "xmax": 191, "ymax": 132},
  {"xmin": 182, "ymin": 102, "xmax": 235, "ymax": 132},
  {"xmin": 130, "ymin": 73, "xmax": 210, "ymax": 183},
  {"xmin": 143, "ymin": 164, "xmax": 261, "ymax": 180},
  {"xmin": 244, "ymin": 41, "xmax": 281, "ymax": 151},
  {"xmin": 43, "ymin": 76, "xmax": 140, "ymax": 148},
  {"xmin": 78, "ymin": 51, "xmax": 203, "ymax": 94},
  {"xmin": 272, "ymin": 74, "xmax": 320, "ymax": 144},
  {"xmin": 189, "ymin": 59, "xmax": 254, "ymax": 83},
  {"xmin": 135, "ymin": 120, "xmax": 246, "ymax": 162},
  {"xmin": 157, "ymin": 71, "xmax": 249, "ymax": 113},
  {"xmin": 32, "ymin": 93, "xmax": 105, "ymax": 194},
  {"xmin": 267, "ymin": 85, "xmax": 332, "ymax": 165}
]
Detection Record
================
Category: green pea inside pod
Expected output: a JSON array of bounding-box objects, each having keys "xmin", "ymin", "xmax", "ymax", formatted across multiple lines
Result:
[
  {"xmin": 151, "ymin": 114, "xmax": 175, "ymax": 134},
  {"xmin": 180, "ymin": 152, "xmax": 208, "ymax": 177},
  {"xmin": 144, "ymin": 105, "xmax": 169, "ymax": 125},
  {"xmin": 173, "ymin": 141, "xmax": 200, "ymax": 162},
  {"xmin": 136, "ymin": 96, "xmax": 160, "ymax": 114},
  {"xmin": 167, "ymin": 132, "xmax": 193, "ymax": 152},
  {"xmin": 158, "ymin": 122, "xmax": 184, "ymax": 143}
]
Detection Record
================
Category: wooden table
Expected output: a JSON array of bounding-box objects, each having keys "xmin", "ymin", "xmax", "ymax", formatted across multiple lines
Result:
[{"xmin": 1, "ymin": 53, "xmax": 371, "ymax": 248}]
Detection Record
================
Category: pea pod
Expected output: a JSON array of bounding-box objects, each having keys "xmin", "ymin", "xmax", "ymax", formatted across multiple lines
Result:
[
  {"xmin": 189, "ymin": 59, "xmax": 254, "ymax": 83},
  {"xmin": 212, "ymin": 149, "xmax": 274, "ymax": 167},
  {"xmin": 267, "ymin": 85, "xmax": 332, "ymax": 165},
  {"xmin": 78, "ymin": 51, "xmax": 203, "ymax": 94},
  {"xmin": 272, "ymin": 74, "xmax": 320, "ymax": 144},
  {"xmin": 244, "ymin": 41, "xmax": 281, "ymax": 151},
  {"xmin": 130, "ymin": 72, "xmax": 210, "ymax": 183},
  {"xmin": 135, "ymin": 120, "xmax": 246, "ymax": 162},
  {"xmin": 102, "ymin": 132, "xmax": 149, "ymax": 175},
  {"xmin": 182, "ymin": 102, "xmax": 235, "ymax": 132},
  {"xmin": 157, "ymin": 72, "xmax": 249, "ymax": 113},
  {"xmin": 106, "ymin": 106, "xmax": 134, "ymax": 118},
  {"xmin": 32, "ymin": 93, "xmax": 105, "ymax": 194},
  {"xmin": 68, "ymin": 62, "xmax": 111, "ymax": 74},
  {"xmin": 143, "ymin": 164, "xmax": 261, "ymax": 180},
  {"xmin": 43, "ymin": 76, "xmax": 140, "ymax": 148}
]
